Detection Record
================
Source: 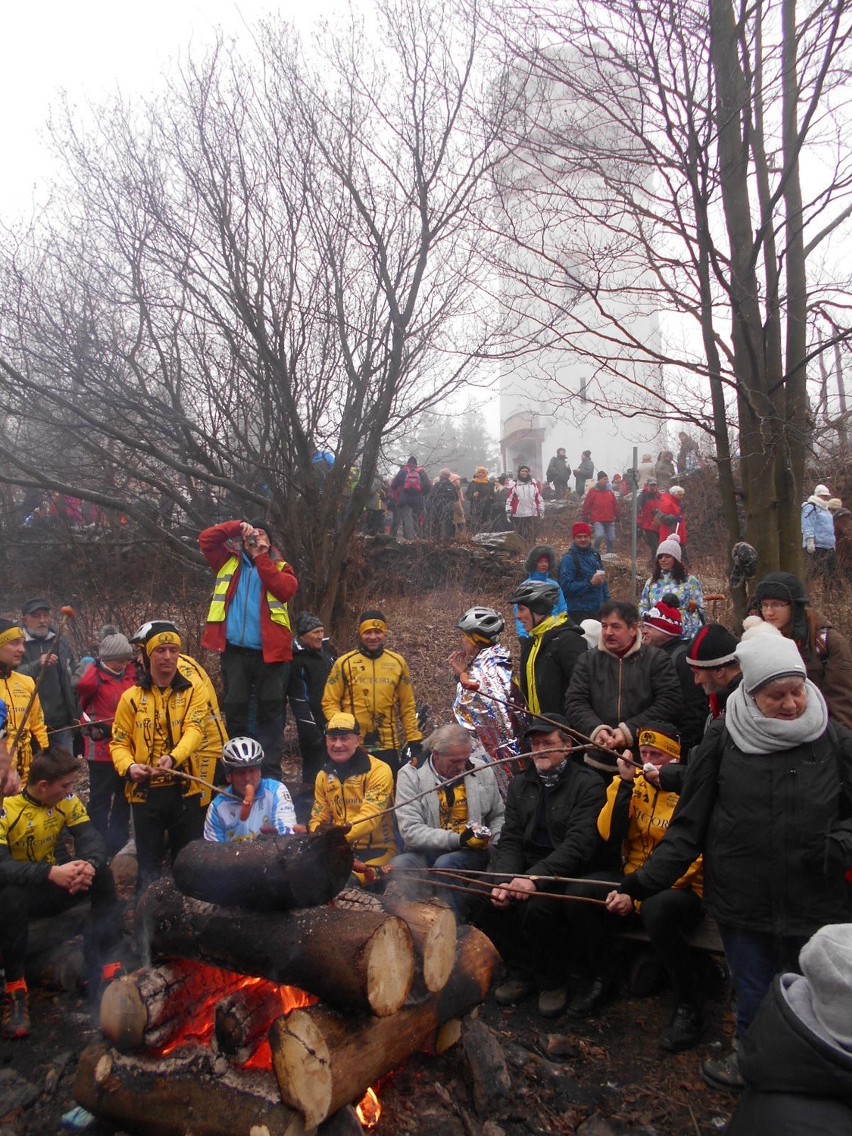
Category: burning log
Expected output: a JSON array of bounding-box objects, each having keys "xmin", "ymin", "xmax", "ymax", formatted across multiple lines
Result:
[
  {"xmin": 269, "ymin": 925, "xmax": 500, "ymax": 1129},
  {"xmin": 213, "ymin": 983, "xmax": 296, "ymax": 1065},
  {"xmin": 73, "ymin": 1041, "xmax": 304, "ymax": 1136},
  {"xmin": 138, "ymin": 879, "xmax": 415, "ymax": 1017},
  {"xmin": 100, "ymin": 961, "xmax": 254, "ymax": 1052},
  {"xmin": 172, "ymin": 829, "xmax": 353, "ymax": 910}
]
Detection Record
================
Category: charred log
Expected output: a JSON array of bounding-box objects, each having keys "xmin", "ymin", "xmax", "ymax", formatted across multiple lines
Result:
[
  {"xmin": 172, "ymin": 829, "xmax": 353, "ymax": 910},
  {"xmin": 213, "ymin": 983, "xmax": 296, "ymax": 1065},
  {"xmin": 137, "ymin": 879, "xmax": 415, "ymax": 1017},
  {"xmin": 269, "ymin": 925, "xmax": 500, "ymax": 1128}
]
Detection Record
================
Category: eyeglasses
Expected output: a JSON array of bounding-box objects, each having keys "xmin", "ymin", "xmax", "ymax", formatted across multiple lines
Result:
[{"xmin": 759, "ymin": 601, "xmax": 790, "ymax": 611}]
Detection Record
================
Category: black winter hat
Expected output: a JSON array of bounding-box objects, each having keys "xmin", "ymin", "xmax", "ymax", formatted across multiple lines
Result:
[
  {"xmin": 296, "ymin": 612, "xmax": 323, "ymax": 637},
  {"xmin": 246, "ymin": 519, "xmax": 275, "ymax": 545},
  {"xmin": 686, "ymin": 624, "xmax": 738, "ymax": 669},
  {"xmin": 359, "ymin": 609, "xmax": 387, "ymax": 625},
  {"xmin": 752, "ymin": 572, "xmax": 808, "ymax": 642},
  {"xmin": 524, "ymin": 545, "xmax": 557, "ymax": 574}
]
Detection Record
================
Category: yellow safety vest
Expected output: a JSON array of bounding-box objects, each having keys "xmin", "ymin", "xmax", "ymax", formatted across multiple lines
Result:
[{"xmin": 206, "ymin": 556, "xmax": 291, "ymax": 630}]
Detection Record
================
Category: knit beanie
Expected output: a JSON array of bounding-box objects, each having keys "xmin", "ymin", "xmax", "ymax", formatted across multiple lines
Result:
[
  {"xmin": 827, "ymin": 498, "xmax": 843, "ymax": 513},
  {"xmin": 736, "ymin": 619, "xmax": 806, "ymax": 694},
  {"xmin": 752, "ymin": 572, "xmax": 808, "ymax": 642},
  {"xmin": 669, "ymin": 485, "xmax": 685, "ymax": 497},
  {"xmin": 814, "ymin": 483, "xmax": 831, "ymax": 498},
  {"xmin": 247, "ymin": 519, "xmax": 274, "ymax": 545},
  {"xmin": 572, "ymin": 522, "xmax": 592, "ymax": 538},
  {"xmin": 799, "ymin": 924, "xmax": 852, "ymax": 1049},
  {"xmin": 359, "ymin": 608, "xmax": 386, "ymax": 626},
  {"xmin": 295, "ymin": 612, "xmax": 323, "ymax": 637},
  {"xmin": 99, "ymin": 625, "xmax": 133, "ymax": 662},
  {"xmin": 686, "ymin": 624, "xmax": 738, "ymax": 669},
  {"xmin": 655, "ymin": 534, "xmax": 683, "ymax": 562},
  {"xmin": 642, "ymin": 601, "xmax": 682, "ymax": 639}
]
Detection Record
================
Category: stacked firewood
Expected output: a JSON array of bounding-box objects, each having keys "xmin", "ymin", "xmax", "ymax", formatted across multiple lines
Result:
[{"xmin": 74, "ymin": 832, "xmax": 499, "ymax": 1135}]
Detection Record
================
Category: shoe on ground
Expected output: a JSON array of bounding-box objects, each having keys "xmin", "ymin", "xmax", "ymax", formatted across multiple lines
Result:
[
  {"xmin": 629, "ymin": 950, "xmax": 667, "ymax": 997},
  {"xmin": 659, "ymin": 1003, "xmax": 703, "ymax": 1052},
  {"xmin": 701, "ymin": 1046, "xmax": 744, "ymax": 1092},
  {"xmin": 566, "ymin": 977, "xmax": 609, "ymax": 1018},
  {"xmin": 1, "ymin": 988, "xmax": 31, "ymax": 1040},
  {"xmin": 537, "ymin": 987, "xmax": 568, "ymax": 1018},
  {"xmin": 493, "ymin": 975, "xmax": 536, "ymax": 1006}
]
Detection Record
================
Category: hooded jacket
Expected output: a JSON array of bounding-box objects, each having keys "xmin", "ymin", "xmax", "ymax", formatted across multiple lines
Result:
[
  {"xmin": 514, "ymin": 546, "xmax": 568, "ymax": 636},
  {"xmin": 565, "ymin": 632, "xmax": 681, "ymax": 747},
  {"xmin": 801, "ymin": 496, "xmax": 836, "ymax": 551},
  {"xmin": 727, "ymin": 973, "xmax": 852, "ymax": 1136},
  {"xmin": 395, "ymin": 756, "xmax": 505, "ymax": 857},
  {"xmin": 19, "ymin": 629, "xmax": 77, "ymax": 731},
  {"xmin": 76, "ymin": 660, "xmax": 137, "ymax": 762},
  {"xmin": 581, "ymin": 484, "xmax": 618, "ymax": 524},
  {"xmin": 558, "ymin": 544, "xmax": 610, "ymax": 615}
]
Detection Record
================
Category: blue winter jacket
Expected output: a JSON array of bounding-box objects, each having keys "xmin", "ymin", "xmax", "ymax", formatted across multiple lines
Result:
[
  {"xmin": 801, "ymin": 499, "xmax": 836, "ymax": 551},
  {"xmin": 559, "ymin": 545, "xmax": 610, "ymax": 615}
]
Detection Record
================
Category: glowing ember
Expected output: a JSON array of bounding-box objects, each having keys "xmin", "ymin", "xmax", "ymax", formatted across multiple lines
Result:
[{"xmin": 355, "ymin": 1086, "xmax": 381, "ymax": 1129}]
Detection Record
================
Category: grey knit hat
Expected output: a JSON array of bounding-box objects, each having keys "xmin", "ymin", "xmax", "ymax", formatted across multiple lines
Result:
[
  {"xmin": 296, "ymin": 612, "xmax": 323, "ymax": 637},
  {"xmin": 99, "ymin": 625, "xmax": 134, "ymax": 662},
  {"xmin": 799, "ymin": 924, "xmax": 852, "ymax": 1048}
]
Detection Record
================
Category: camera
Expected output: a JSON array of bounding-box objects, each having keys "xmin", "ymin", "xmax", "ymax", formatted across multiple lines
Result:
[{"xmin": 246, "ymin": 536, "xmax": 258, "ymax": 549}]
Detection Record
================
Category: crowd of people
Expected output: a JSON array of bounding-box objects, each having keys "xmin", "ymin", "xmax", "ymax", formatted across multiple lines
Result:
[{"xmin": 1, "ymin": 510, "xmax": 851, "ymax": 1131}]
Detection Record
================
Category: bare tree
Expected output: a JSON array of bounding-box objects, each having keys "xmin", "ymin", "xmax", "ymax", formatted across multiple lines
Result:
[
  {"xmin": 488, "ymin": 0, "xmax": 852, "ymax": 597},
  {"xmin": 0, "ymin": 0, "xmax": 521, "ymax": 616}
]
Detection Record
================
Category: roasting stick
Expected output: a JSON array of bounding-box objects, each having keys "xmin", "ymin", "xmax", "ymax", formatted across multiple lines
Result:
[
  {"xmin": 344, "ymin": 746, "xmax": 592, "ymax": 830},
  {"xmin": 389, "ymin": 866, "xmax": 621, "ymax": 889},
  {"xmin": 417, "ymin": 876, "xmax": 608, "ymax": 907}
]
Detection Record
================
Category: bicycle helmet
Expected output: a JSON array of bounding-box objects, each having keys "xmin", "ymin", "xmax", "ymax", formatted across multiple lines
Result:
[
  {"xmin": 456, "ymin": 607, "xmax": 505, "ymax": 642},
  {"xmin": 221, "ymin": 736, "xmax": 265, "ymax": 768},
  {"xmin": 508, "ymin": 580, "xmax": 560, "ymax": 615},
  {"xmin": 131, "ymin": 619, "xmax": 179, "ymax": 645}
]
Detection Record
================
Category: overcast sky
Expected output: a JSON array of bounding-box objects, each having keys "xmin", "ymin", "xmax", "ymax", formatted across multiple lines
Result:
[{"xmin": 1, "ymin": 0, "xmax": 327, "ymax": 220}]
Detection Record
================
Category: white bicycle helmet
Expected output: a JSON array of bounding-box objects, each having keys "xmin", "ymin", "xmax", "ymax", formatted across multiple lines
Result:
[
  {"xmin": 221, "ymin": 736, "xmax": 264, "ymax": 768},
  {"xmin": 456, "ymin": 607, "xmax": 505, "ymax": 641}
]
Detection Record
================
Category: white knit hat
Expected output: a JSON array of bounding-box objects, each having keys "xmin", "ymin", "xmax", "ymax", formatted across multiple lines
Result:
[
  {"xmin": 736, "ymin": 619, "xmax": 806, "ymax": 694},
  {"xmin": 655, "ymin": 534, "xmax": 683, "ymax": 561},
  {"xmin": 799, "ymin": 924, "xmax": 852, "ymax": 1049},
  {"xmin": 814, "ymin": 483, "xmax": 831, "ymax": 498}
]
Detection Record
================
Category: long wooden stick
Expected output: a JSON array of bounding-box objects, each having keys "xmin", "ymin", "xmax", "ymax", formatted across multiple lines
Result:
[
  {"xmin": 420, "ymin": 877, "xmax": 608, "ymax": 907},
  {"xmin": 390, "ymin": 867, "xmax": 621, "ymax": 889}
]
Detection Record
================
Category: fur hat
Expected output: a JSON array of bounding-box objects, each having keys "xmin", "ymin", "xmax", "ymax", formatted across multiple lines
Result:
[
  {"xmin": 753, "ymin": 572, "xmax": 808, "ymax": 642},
  {"xmin": 642, "ymin": 601, "xmax": 682, "ymax": 639},
  {"xmin": 799, "ymin": 924, "xmax": 852, "ymax": 1048},
  {"xmin": 669, "ymin": 485, "xmax": 685, "ymax": 497},
  {"xmin": 730, "ymin": 541, "xmax": 758, "ymax": 588},
  {"xmin": 656, "ymin": 534, "xmax": 683, "ymax": 562},
  {"xmin": 686, "ymin": 624, "xmax": 738, "ymax": 669},
  {"xmin": 736, "ymin": 619, "xmax": 805, "ymax": 694},
  {"xmin": 524, "ymin": 545, "xmax": 557, "ymax": 574},
  {"xmin": 99, "ymin": 625, "xmax": 133, "ymax": 662}
]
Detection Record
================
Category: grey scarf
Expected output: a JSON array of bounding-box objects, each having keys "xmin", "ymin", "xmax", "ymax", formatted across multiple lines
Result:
[{"xmin": 725, "ymin": 680, "xmax": 828, "ymax": 754}]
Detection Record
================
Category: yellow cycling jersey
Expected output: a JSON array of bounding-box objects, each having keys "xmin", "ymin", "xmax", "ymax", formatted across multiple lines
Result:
[
  {"xmin": 321, "ymin": 648, "xmax": 420, "ymax": 752},
  {"xmin": 0, "ymin": 790, "xmax": 89, "ymax": 865}
]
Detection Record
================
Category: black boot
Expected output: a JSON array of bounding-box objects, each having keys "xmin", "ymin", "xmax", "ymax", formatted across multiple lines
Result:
[
  {"xmin": 659, "ymin": 1003, "xmax": 703, "ymax": 1052},
  {"xmin": 566, "ymin": 977, "xmax": 609, "ymax": 1018}
]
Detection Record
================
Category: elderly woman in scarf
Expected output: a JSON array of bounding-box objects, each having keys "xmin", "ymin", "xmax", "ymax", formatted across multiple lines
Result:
[{"xmin": 607, "ymin": 620, "xmax": 852, "ymax": 1092}]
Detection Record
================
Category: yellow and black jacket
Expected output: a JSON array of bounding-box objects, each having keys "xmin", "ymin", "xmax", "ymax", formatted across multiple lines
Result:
[
  {"xmin": 0, "ymin": 670, "xmax": 49, "ymax": 782},
  {"xmin": 598, "ymin": 771, "xmax": 703, "ymax": 897},
  {"xmin": 309, "ymin": 748, "xmax": 395, "ymax": 867},
  {"xmin": 321, "ymin": 648, "xmax": 421, "ymax": 752},
  {"xmin": 0, "ymin": 789, "xmax": 105, "ymax": 884}
]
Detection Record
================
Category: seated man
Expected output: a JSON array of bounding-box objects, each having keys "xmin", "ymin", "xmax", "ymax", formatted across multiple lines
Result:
[
  {"xmin": 599, "ymin": 723, "xmax": 705, "ymax": 1050},
  {"xmin": 0, "ymin": 748, "xmax": 120, "ymax": 1039},
  {"xmin": 474, "ymin": 715, "xmax": 606, "ymax": 1019},
  {"xmin": 309, "ymin": 713, "xmax": 396, "ymax": 883},
  {"xmin": 204, "ymin": 736, "xmax": 296, "ymax": 843},
  {"xmin": 391, "ymin": 724, "xmax": 505, "ymax": 917}
]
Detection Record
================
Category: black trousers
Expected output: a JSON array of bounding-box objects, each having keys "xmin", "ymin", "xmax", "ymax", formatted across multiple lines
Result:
[
  {"xmin": 131, "ymin": 786, "xmax": 206, "ymax": 894},
  {"xmin": 87, "ymin": 760, "xmax": 131, "ymax": 857},
  {"xmin": 221, "ymin": 646, "xmax": 289, "ymax": 779},
  {"xmin": 0, "ymin": 865, "xmax": 120, "ymax": 985}
]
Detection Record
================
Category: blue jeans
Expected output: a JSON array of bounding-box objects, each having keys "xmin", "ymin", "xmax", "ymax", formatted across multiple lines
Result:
[
  {"xmin": 718, "ymin": 923, "xmax": 808, "ymax": 1037},
  {"xmin": 391, "ymin": 848, "xmax": 488, "ymax": 918},
  {"xmin": 593, "ymin": 522, "xmax": 616, "ymax": 554}
]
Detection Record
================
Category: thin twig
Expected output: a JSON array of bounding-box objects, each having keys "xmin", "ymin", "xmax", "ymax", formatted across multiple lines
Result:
[
  {"xmin": 390, "ymin": 866, "xmax": 621, "ymax": 888},
  {"xmin": 421, "ymin": 877, "xmax": 608, "ymax": 906}
]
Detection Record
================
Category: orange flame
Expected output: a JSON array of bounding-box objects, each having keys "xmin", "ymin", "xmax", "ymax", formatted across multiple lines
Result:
[{"xmin": 355, "ymin": 1087, "xmax": 381, "ymax": 1129}]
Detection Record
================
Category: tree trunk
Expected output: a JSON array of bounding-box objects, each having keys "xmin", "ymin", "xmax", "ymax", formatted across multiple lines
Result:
[
  {"xmin": 137, "ymin": 878, "xmax": 415, "ymax": 1017},
  {"xmin": 269, "ymin": 925, "xmax": 500, "ymax": 1129},
  {"xmin": 73, "ymin": 1041, "xmax": 304, "ymax": 1136},
  {"xmin": 172, "ymin": 829, "xmax": 353, "ymax": 910}
]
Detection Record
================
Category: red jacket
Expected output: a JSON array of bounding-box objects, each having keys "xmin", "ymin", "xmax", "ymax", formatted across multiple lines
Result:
[
  {"xmin": 638, "ymin": 489, "xmax": 661, "ymax": 532},
  {"xmin": 656, "ymin": 493, "xmax": 687, "ymax": 544},
  {"xmin": 199, "ymin": 521, "xmax": 299, "ymax": 663},
  {"xmin": 76, "ymin": 661, "xmax": 137, "ymax": 762},
  {"xmin": 582, "ymin": 486, "xmax": 619, "ymax": 524}
]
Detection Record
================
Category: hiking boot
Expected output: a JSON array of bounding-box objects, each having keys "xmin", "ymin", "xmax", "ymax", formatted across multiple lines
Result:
[
  {"xmin": 701, "ymin": 1045, "xmax": 744, "ymax": 1092},
  {"xmin": 629, "ymin": 950, "xmax": 666, "ymax": 997},
  {"xmin": 1, "ymin": 988, "xmax": 31, "ymax": 1040},
  {"xmin": 659, "ymin": 1003, "xmax": 703, "ymax": 1052},
  {"xmin": 566, "ymin": 977, "xmax": 609, "ymax": 1018},
  {"xmin": 537, "ymin": 987, "xmax": 568, "ymax": 1019},
  {"xmin": 493, "ymin": 975, "xmax": 536, "ymax": 1006}
]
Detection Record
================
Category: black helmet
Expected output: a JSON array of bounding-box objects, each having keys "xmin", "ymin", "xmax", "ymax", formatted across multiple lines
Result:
[
  {"xmin": 221, "ymin": 736, "xmax": 264, "ymax": 769},
  {"xmin": 509, "ymin": 580, "xmax": 560, "ymax": 615},
  {"xmin": 456, "ymin": 607, "xmax": 505, "ymax": 642}
]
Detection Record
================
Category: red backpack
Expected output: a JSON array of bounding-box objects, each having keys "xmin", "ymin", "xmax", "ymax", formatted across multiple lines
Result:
[{"xmin": 403, "ymin": 467, "xmax": 422, "ymax": 493}]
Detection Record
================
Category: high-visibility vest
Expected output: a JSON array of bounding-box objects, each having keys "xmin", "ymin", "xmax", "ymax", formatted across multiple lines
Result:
[{"xmin": 206, "ymin": 556, "xmax": 291, "ymax": 630}]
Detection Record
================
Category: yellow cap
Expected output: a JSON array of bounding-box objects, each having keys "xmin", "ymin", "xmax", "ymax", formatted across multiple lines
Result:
[{"xmin": 325, "ymin": 712, "xmax": 359, "ymax": 735}]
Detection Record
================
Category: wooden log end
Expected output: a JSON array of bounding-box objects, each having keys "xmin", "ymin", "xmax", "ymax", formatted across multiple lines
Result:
[
  {"xmin": 100, "ymin": 976, "xmax": 148, "ymax": 1051},
  {"xmin": 365, "ymin": 916, "xmax": 415, "ymax": 1017},
  {"xmin": 269, "ymin": 1012, "xmax": 332, "ymax": 1132}
]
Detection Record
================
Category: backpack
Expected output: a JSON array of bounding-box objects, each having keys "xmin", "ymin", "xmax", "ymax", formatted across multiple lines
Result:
[{"xmin": 403, "ymin": 467, "xmax": 422, "ymax": 493}]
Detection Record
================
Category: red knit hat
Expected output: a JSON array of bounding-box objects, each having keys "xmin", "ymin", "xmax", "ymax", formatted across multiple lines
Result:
[
  {"xmin": 641, "ymin": 601, "xmax": 682, "ymax": 639},
  {"xmin": 572, "ymin": 522, "xmax": 592, "ymax": 537}
]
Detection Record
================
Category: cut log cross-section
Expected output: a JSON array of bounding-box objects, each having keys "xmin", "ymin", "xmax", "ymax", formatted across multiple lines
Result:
[
  {"xmin": 137, "ymin": 879, "xmax": 415, "ymax": 1017},
  {"xmin": 213, "ymin": 983, "xmax": 308, "ymax": 1064},
  {"xmin": 269, "ymin": 925, "xmax": 500, "ymax": 1129},
  {"xmin": 378, "ymin": 896, "xmax": 457, "ymax": 994}
]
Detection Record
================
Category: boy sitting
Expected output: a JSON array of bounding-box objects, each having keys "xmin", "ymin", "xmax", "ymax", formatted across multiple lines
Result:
[
  {"xmin": 0, "ymin": 747, "xmax": 120, "ymax": 1038},
  {"xmin": 204, "ymin": 736, "xmax": 297, "ymax": 843}
]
